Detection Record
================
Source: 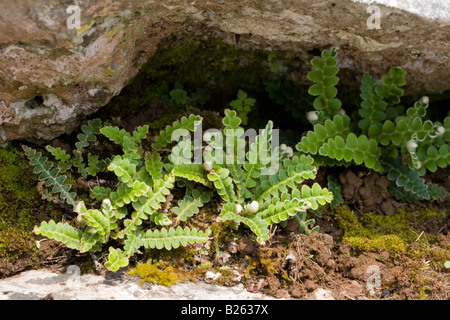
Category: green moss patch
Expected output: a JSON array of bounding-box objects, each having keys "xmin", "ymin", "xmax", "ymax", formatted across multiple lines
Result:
[
  {"xmin": 0, "ymin": 145, "xmax": 62, "ymax": 262},
  {"xmin": 331, "ymin": 204, "xmax": 450, "ymax": 264}
]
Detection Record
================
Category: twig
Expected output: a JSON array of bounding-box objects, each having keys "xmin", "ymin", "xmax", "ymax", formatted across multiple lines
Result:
[{"xmin": 415, "ymin": 231, "xmax": 424, "ymax": 242}]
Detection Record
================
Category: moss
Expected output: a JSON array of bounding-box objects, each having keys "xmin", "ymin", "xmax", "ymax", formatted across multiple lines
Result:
[
  {"xmin": 210, "ymin": 220, "xmax": 238, "ymax": 254},
  {"xmin": 361, "ymin": 210, "xmax": 418, "ymax": 243},
  {"xmin": 213, "ymin": 267, "xmax": 237, "ymax": 286},
  {"xmin": 0, "ymin": 227, "xmax": 37, "ymax": 262},
  {"xmin": 113, "ymin": 33, "xmax": 274, "ymax": 117},
  {"xmin": 128, "ymin": 260, "xmax": 193, "ymax": 286},
  {"xmin": 333, "ymin": 205, "xmax": 406, "ymax": 255},
  {"xmin": 332, "ymin": 204, "xmax": 450, "ymax": 261},
  {"xmin": 259, "ymin": 247, "xmax": 280, "ymax": 277},
  {"xmin": 344, "ymin": 235, "xmax": 406, "ymax": 254},
  {"xmin": 333, "ymin": 205, "xmax": 371, "ymax": 238},
  {"xmin": 0, "ymin": 145, "xmax": 62, "ymax": 261}
]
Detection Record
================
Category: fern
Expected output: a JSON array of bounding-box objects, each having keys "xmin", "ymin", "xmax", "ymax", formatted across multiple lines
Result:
[
  {"xmin": 382, "ymin": 157, "xmax": 429, "ymax": 200},
  {"xmin": 172, "ymin": 163, "xmax": 212, "ymax": 187},
  {"xmin": 258, "ymin": 184, "xmax": 333, "ymax": 224},
  {"xmin": 74, "ymin": 200, "xmax": 117, "ymax": 240},
  {"xmin": 201, "ymin": 110, "xmax": 333, "ymax": 243},
  {"xmin": 172, "ymin": 188, "xmax": 213, "ymax": 222},
  {"xmin": 307, "ymin": 48, "xmax": 342, "ymax": 121},
  {"xmin": 91, "ymin": 186, "xmax": 112, "ymax": 201},
  {"xmin": 33, "ymin": 220, "xmax": 83, "ymax": 251},
  {"xmin": 295, "ymin": 212, "xmax": 319, "ymax": 235},
  {"xmin": 152, "ymin": 114, "xmax": 201, "ymax": 151},
  {"xmin": 296, "ymin": 115, "xmax": 351, "ymax": 155},
  {"xmin": 104, "ymin": 247, "xmax": 129, "ymax": 272},
  {"xmin": 417, "ymin": 144, "xmax": 450, "ymax": 174},
  {"xmin": 296, "ymin": 48, "xmax": 449, "ymax": 201},
  {"xmin": 327, "ymin": 175, "xmax": 344, "ymax": 207},
  {"xmin": 145, "ymin": 151, "xmax": 165, "ymax": 183},
  {"xmin": 319, "ymin": 133, "xmax": 382, "ymax": 172},
  {"xmin": 22, "ymin": 145, "xmax": 78, "ymax": 206},
  {"xmin": 207, "ymin": 167, "xmax": 236, "ymax": 203},
  {"xmin": 75, "ymin": 119, "xmax": 103, "ymax": 151},
  {"xmin": 140, "ymin": 226, "xmax": 210, "ymax": 250},
  {"xmin": 108, "ymin": 155, "xmax": 137, "ymax": 186},
  {"xmin": 220, "ymin": 203, "xmax": 270, "ymax": 244},
  {"xmin": 229, "ymin": 90, "xmax": 256, "ymax": 126},
  {"xmin": 26, "ymin": 115, "xmax": 218, "ymax": 272}
]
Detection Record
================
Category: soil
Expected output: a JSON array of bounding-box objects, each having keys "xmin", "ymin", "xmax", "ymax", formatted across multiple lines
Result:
[{"xmin": 1, "ymin": 99, "xmax": 449, "ymax": 301}]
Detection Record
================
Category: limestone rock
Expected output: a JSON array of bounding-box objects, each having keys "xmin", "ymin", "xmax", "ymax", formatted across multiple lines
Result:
[
  {"xmin": 0, "ymin": 268, "xmax": 277, "ymax": 300},
  {"xmin": 0, "ymin": 0, "xmax": 449, "ymax": 146}
]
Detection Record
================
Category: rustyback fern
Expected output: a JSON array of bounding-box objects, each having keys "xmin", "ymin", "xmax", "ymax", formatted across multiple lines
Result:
[
  {"xmin": 23, "ymin": 145, "xmax": 78, "ymax": 206},
  {"xmin": 297, "ymin": 48, "xmax": 449, "ymax": 201},
  {"xmin": 307, "ymin": 47, "xmax": 342, "ymax": 120},
  {"xmin": 25, "ymin": 116, "xmax": 215, "ymax": 272},
  {"xmin": 197, "ymin": 109, "xmax": 333, "ymax": 243}
]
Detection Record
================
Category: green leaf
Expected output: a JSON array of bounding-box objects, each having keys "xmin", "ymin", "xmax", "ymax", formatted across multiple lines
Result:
[
  {"xmin": 33, "ymin": 220, "xmax": 82, "ymax": 250},
  {"xmin": 22, "ymin": 145, "xmax": 78, "ymax": 206},
  {"xmin": 145, "ymin": 151, "xmax": 164, "ymax": 183},
  {"xmin": 383, "ymin": 157, "xmax": 429, "ymax": 200},
  {"xmin": 220, "ymin": 203, "xmax": 270, "ymax": 243},
  {"xmin": 152, "ymin": 115, "xmax": 202, "ymax": 151},
  {"xmin": 104, "ymin": 247, "xmax": 129, "ymax": 272},
  {"xmin": 173, "ymin": 188, "xmax": 213, "ymax": 222},
  {"xmin": 173, "ymin": 163, "xmax": 212, "ymax": 187},
  {"xmin": 207, "ymin": 167, "xmax": 236, "ymax": 203},
  {"xmin": 140, "ymin": 226, "xmax": 209, "ymax": 250},
  {"xmin": 107, "ymin": 155, "xmax": 136, "ymax": 186}
]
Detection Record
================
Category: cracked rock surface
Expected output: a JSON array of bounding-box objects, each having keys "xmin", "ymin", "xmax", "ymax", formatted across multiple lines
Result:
[
  {"xmin": 0, "ymin": 0, "xmax": 449, "ymax": 146},
  {"xmin": 0, "ymin": 269, "xmax": 277, "ymax": 300}
]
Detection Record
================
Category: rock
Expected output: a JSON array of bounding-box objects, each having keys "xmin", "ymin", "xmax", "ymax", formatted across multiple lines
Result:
[
  {"xmin": 351, "ymin": 0, "xmax": 450, "ymax": 22},
  {"xmin": 306, "ymin": 288, "xmax": 335, "ymax": 300},
  {"xmin": 0, "ymin": 268, "xmax": 277, "ymax": 300},
  {"xmin": 1, "ymin": 0, "xmax": 449, "ymax": 146}
]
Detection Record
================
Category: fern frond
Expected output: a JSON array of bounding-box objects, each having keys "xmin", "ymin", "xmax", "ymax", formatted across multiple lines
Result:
[
  {"xmin": 91, "ymin": 186, "xmax": 112, "ymax": 201},
  {"xmin": 145, "ymin": 151, "xmax": 164, "ymax": 183},
  {"xmin": 33, "ymin": 220, "xmax": 83, "ymax": 250},
  {"xmin": 220, "ymin": 203, "xmax": 269, "ymax": 243},
  {"xmin": 383, "ymin": 157, "xmax": 429, "ymax": 199},
  {"xmin": 307, "ymin": 48, "xmax": 342, "ymax": 120},
  {"xmin": 207, "ymin": 167, "xmax": 236, "ymax": 203},
  {"xmin": 45, "ymin": 146, "xmax": 71, "ymax": 163},
  {"xmin": 172, "ymin": 188, "xmax": 213, "ymax": 222},
  {"xmin": 416, "ymin": 144, "xmax": 450, "ymax": 174},
  {"xmin": 295, "ymin": 212, "xmax": 319, "ymax": 235},
  {"xmin": 256, "ymin": 155, "xmax": 317, "ymax": 206},
  {"xmin": 123, "ymin": 230, "xmax": 143, "ymax": 257},
  {"xmin": 222, "ymin": 109, "xmax": 243, "ymax": 131},
  {"xmin": 22, "ymin": 145, "xmax": 78, "ymax": 205},
  {"xmin": 104, "ymin": 247, "xmax": 129, "ymax": 272},
  {"xmin": 107, "ymin": 155, "xmax": 137, "ymax": 186},
  {"xmin": 358, "ymin": 72, "xmax": 387, "ymax": 133},
  {"xmin": 74, "ymin": 201, "xmax": 114, "ymax": 239},
  {"xmin": 173, "ymin": 163, "xmax": 212, "ymax": 187},
  {"xmin": 327, "ymin": 175, "xmax": 344, "ymax": 206},
  {"xmin": 100, "ymin": 126, "xmax": 131, "ymax": 145},
  {"xmin": 118, "ymin": 174, "xmax": 175, "ymax": 236},
  {"xmin": 296, "ymin": 115, "xmax": 351, "ymax": 154},
  {"xmin": 85, "ymin": 154, "xmax": 109, "ymax": 177},
  {"xmin": 229, "ymin": 90, "xmax": 255, "ymax": 126},
  {"xmin": 140, "ymin": 226, "xmax": 209, "ymax": 250},
  {"xmin": 75, "ymin": 118, "xmax": 102, "ymax": 151},
  {"xmin": 258, "ymin": 184, "xmax": 333, "ymax": 224},
  {"xmin": 152, "ymin": 114, "xmax": 202, "ymax": 151},
  {"xmin": 319, "ymin": 133, "xmax": 382, "ymax": 171}
]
